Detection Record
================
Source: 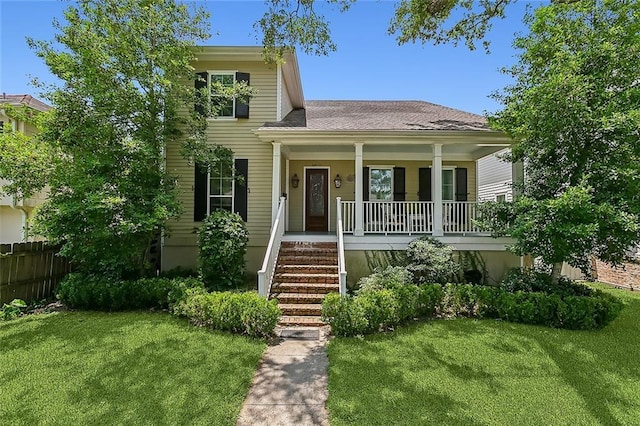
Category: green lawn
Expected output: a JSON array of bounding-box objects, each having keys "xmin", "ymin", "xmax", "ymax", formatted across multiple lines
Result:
[
  {"xmin": 327, "ymin": 284, "xmax": 640, "ymax": 425},
  {"xmin": 0, "ymin": 311, "xmax": 265, "ymax": 425}
]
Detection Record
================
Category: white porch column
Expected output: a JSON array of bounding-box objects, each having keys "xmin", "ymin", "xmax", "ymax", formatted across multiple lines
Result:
[
  {"xmin": 271, "ymin": 142, "xmax": 281, "ymax": 222},
  {"xmin": 285, "ymin": 157, "xmax": 290, "ymax": 231},
  {"xmin": 433, "ymin": 144, "xmax": 444, "ymax": 236},
  {"xmin": 354, "ymin": 142, "xmax": 364, "ymax": 236}
]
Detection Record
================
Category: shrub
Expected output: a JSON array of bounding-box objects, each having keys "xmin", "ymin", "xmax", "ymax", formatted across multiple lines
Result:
[
  {"xmin": 417, "ymin": 284, "xmax": 445, "ymax": 317},
  {"xmin": 358, "ymin": 289, "xmax": 400, "ymax": 333},
  {"xmin": 173, "ymin": 290, "xmax": 280, "ymax": 338},
  {"xmin": 356, "ymin": 266, "xmax": 413, "ymax": 294},
  {"xmin": 321, "ymin": 293, "xmax": 368, "ymax": 337},
  {"xmin": 57, "ymin": 273, "xmax": 205, "ymax": 311},
  {"xmin": 405, "ymin": 237, "xmax": 460, "ymax": 284},
  {"xmin": 198, "ymin": 210, "xmax": 249, "ymax": 291},
  {"xmin": 500, "ymin": 268, "xmax": 594, "ymax": 297},
  {"xmin": 0, "ymin": 299, "xmax": 27, "ymax": 321}
]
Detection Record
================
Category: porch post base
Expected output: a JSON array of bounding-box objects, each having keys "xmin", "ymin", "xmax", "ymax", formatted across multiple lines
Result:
[{"xmin": 354, "ymin": 228, "xmax": 364, "ymax": 237}]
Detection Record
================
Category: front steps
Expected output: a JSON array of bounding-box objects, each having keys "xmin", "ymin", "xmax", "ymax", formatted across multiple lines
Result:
[{"xmin": 270, "ymin": 242, "xmax": 339, "ymax": 326}]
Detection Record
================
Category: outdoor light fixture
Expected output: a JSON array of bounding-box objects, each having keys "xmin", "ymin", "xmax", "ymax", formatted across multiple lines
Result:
[
  {"xmin": 334, "ymin": 174, "xmax": 343, "ymax": 188},
  {"xmin": 291, "ymin": 173, "xmax": 300, "ymax": 188}
]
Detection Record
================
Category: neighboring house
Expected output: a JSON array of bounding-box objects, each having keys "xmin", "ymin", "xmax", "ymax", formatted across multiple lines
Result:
[
  {"xmin": 163, "ymin": 46, "xmax": 520, "ymax": 290},
  {"xmin": 0, "ymin": 94, "xmax": 50, "ymax": 243},
  {"xmin": 477, "ymin": 148, "xmax": 516, "ymax": 202}
]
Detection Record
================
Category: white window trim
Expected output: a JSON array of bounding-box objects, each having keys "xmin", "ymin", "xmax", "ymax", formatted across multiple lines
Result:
[
  {"xmin": 442, "ymin": 167, "xmax": 456, "ymax": 201},
  {"xmin": 207, "ymin": 70, "xmax": 238, "ymax": 121},
  {"xmin": 495, "ymin": 192, "xmax": 508, "ymax": 202},
  {"xmin": 206, "ymin": 160, "xmax": 235, "ymax": 215},
  {"xmin": 368, "ymin": 165, "xmax": 394, "ymax": 201}
]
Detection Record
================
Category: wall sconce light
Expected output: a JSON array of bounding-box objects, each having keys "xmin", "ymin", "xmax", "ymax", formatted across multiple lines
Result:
[
  {"xmin": 291, "ymin": 173, "xmax": 300, "ymax": 188},
  {"xmin": 334, "ymin": 174, "xmax": 343, "ymax": 188}
]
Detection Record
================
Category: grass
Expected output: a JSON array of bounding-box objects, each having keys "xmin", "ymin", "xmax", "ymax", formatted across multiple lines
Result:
[
  {"xmin": 327, "ymin": 284, "xmax": 640, "ymax": 425},
  {"xmin": 0, "ymin": 311, "xmax": 266, "ymax": 425}
]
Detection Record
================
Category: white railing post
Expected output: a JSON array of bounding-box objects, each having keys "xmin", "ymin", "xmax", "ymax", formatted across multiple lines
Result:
[
  {"xmin": 336, "ymin": 197, "xmax": 348, "ymax": 296},
  {"xmin": 257, "ymin": 196, "xmax": 286, "ymax": 298}
]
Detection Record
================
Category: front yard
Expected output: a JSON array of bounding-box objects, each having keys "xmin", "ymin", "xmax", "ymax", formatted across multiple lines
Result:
[
  {"xmin": 327, "ymin": 284, "xmax": 640, "ymax": 425},
  {"xmin": 0, "ymin": 312, "xmax": 265, "ymax": 425}
]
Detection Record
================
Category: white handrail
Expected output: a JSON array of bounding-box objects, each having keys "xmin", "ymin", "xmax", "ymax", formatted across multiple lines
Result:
[
  {"xmin": 336, "ymin": 197, "xmax": 347, "ymax": 296},
  {"xmin": 257, "ymin": 196, "xmax": 286, "ymax": 297}
]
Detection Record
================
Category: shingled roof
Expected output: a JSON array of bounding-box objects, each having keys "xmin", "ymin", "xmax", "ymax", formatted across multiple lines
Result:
[
  {"xmin": 0, "ymin": 94, "xmax": 51, "ymax": 112},
  {"xmin": 262, "ymin": 100, "xmax": 488, "ymax": 131}
]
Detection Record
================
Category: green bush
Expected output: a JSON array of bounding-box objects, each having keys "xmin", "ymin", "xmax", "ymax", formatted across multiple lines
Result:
[
  {"xmin": 321, "ymin": 293, "xmax": 368, "ymax": 337},
  {"xmin": 358, "ymin": 289, "xmax": 400, "ymax": 333},
  {"xmin": 198, "ymin": 210, "xmax": 249, "ymax": 291},
  {"xmin": 405, "ymin": 237, "xmax": 460, "ymax": 284},
  {"xmin": 322, "ymin": 280, "xmax": 622, "ymax": 336},
  {"xmin": 173, "ymin": 290, "xmax": 280, "ymax": 338},
  {"xmin": 356, "ymin": 266, "xmax": 413, "ymax": 294},
  {"xmin": 500, "ymin": 268, "xmax": 593, "ymax": 297},
  {"xmin": 0, "ymin": 299, "xmax": 27, "ymax": 321},
  {"xmin": 57, "ymin": 273, "xmax": 205, "ymax": 311}
]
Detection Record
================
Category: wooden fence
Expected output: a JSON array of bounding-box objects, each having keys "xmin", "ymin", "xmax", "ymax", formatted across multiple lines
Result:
[{"xmin": 0, "ymin": 242, "xmax": 72, "ymax": 304}]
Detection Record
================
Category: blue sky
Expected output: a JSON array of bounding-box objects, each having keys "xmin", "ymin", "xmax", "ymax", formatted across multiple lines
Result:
[{"xmin": 0, "ymin": 0, "xmax": 536, "ymax": 115}]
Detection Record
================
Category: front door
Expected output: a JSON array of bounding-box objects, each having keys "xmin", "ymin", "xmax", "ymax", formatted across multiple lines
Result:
[{"xmin": 305, "ymin": 168, "xmax": 328, "ymax": 232}]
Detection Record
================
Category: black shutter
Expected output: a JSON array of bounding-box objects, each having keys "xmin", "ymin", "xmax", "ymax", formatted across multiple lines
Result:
[
  {"xmin": 455, "ymin": 168, "xmax": 468, "ymax": 201},
  {"xmin": 194, "ymin": 162, "xmax": 208, "ymax": 222},
  {"xmin": 234, "ymin": 159, "xmax": 248, "ymax": 221},
  {"xmin": 235, "ymin": 72, "xmax": 250, "ymax": 118},
  {"xmin": 194, "ymin": 72, "xmax": 208, "ymax": 116},
  {"xmin": 418, "ymin": 167, "xmax": 432, "ymax": 201},
  {"xmin": 393, "ymin": 167, "xmax": 406, "ymax": 201},
  {"xmin": 363, "ymin": 167, "xmax": 370, "ymax": 201}
]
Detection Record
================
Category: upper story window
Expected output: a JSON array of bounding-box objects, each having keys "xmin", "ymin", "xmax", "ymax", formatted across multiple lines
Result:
[
  {"xmin": 209, "ymin": 72, "xmax": 235, "ymax": 118},
  {"xmin": 196, "ymin": 71, "xmax": 250, "ymax": 119},
  {"xmin": 208, "ymin": 159, "xmax": 234, "ymax": 214},
  {"xmin": 369, "ymin": 167, "xmax": 393, "ymax": 200}
]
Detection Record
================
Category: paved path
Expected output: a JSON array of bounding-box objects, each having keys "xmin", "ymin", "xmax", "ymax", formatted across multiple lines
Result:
[{"xmin": 237, "ymin": 329, "xmax": 329, "ymax": 426}]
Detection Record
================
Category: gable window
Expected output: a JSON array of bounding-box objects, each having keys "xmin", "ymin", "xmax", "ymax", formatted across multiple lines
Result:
[
  {"xmin": 369, "ymin": 167, "xmax": 393, "ymax": 200},
  {"xmin": 209, "ymin": 72, "xmax": 235, "ymax": 118},
  {"xmin": 208, "ymin": 160, "xmax": 234, "ymax": 214}
]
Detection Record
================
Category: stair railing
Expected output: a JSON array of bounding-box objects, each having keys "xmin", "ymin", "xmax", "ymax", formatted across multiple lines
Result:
[
  {"xmin": 258, "ymin": 196, "xmax": 286, "ymax": 298},
  {"xmin": 336, "ymin": 197, "xmax": 348, "ymax": 296}
]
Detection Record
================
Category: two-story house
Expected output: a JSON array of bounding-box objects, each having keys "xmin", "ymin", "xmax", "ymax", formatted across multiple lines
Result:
[
  {"xmin": 0, "ymin": 94, "xmax": 50, "ymax": 243},
  {"xmin": 163, "ymin": 46, "xmax": 520, "ymax": 323}
]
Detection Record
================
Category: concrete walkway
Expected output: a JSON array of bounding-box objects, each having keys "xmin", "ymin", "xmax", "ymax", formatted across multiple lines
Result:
[{"xmin": 237, "ymin": 328, "xmax": 329, "ymax": 426}]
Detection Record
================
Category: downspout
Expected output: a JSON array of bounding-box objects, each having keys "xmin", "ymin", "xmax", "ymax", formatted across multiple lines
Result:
[{"xmin": 10, "ymin": 200, "xmax": 29, "ymax": 242}]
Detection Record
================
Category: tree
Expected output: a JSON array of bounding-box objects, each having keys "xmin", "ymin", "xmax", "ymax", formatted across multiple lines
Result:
[
  {"xmin": 27, "ymin": 0, "xmax": 252, "ymax": 278},
  {"xmin": 480, "ymin": 0, "xmax": 640, "ymax": 282},
  {"xmin": 0, "ymin": 107, "xmax": 53, "ymax": 201},
  {"xmin": 257, "ymin": 0, "xmax": 582, "ymax": 59}
]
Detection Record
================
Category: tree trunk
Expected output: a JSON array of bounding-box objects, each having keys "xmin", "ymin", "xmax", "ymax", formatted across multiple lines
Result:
[{"xmin": 551, "ymin": 262, "xmax": 563, "ymax": 285}]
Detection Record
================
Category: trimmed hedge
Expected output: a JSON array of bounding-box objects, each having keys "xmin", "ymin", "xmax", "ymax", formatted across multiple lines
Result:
[
  {"xmin": 172, "ymin": 290, "xmax": 280, "ymax": 338},
  {"xmin": 321, "ymin": 283, "xmax": 623, "ymax": 337},
  {"xmin": 57, "ymin": 273, "xmax": 205, "ymax": 311}
]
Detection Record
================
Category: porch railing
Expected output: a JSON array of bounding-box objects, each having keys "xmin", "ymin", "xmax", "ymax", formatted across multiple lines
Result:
[
  {"xmin": 257, "ymin": 196, "xmax": 286, "ymax": 297},
  {"xmin": 336, "ymin": 197, "xmax": 347, "ymax": 296},
  {"xmin": 442, "ymin": 201, "xmax": 482, "ymax": 234},
  {"xmin": 339, "ymin": 200, "xmax": 483, "ymax": 235}
]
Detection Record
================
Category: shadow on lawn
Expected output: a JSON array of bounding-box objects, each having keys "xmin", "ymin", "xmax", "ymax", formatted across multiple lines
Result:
[
  {"xmin": 0, "ymin": 312, "xmax": 263, "ymax": 425},
  {"xmin": 327, "ymin": 288, "xmax": 640, "ymax": 425},
  {"xmin": 511, "ymin": 292, "xmax": 640, "ymax": 425}
]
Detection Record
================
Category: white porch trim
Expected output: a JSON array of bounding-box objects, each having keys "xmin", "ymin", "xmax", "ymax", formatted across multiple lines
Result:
[
  {"xmin": 354, "ymin": 142, "xmax": 364, "ymax": 236},
  {"xmin": 433, "ymin": 144, "xmax": 444, "ymax": 236},
  {"xmin": 343, "ymin": 235, "xmax": 514, "ymax": 251},
  {"xmin": 271, "ymin": 142, "xmax": 281, "ymax": 222}
]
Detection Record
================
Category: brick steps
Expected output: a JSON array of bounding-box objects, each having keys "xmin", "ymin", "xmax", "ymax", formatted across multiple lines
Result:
[
  {"xmin": 278, "ymin": 303, "xmax": 322, "ymax": 316},
  {"xmin": 279, "ymin": 315, "xmax": 325, "ymax": 327},
  {"xmin": 272, "ymin": 241, "xmax": 340, "ymax": 326}
]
